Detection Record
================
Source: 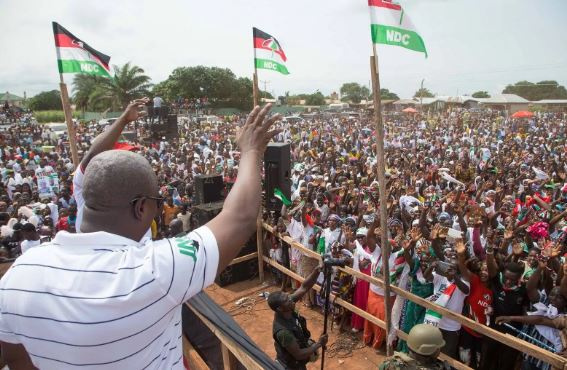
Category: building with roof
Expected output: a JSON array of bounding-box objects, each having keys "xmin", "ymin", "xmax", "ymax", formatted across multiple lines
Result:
[
  {"xmin": 0, "ymin": 92, "xmax": 25, "ymax": 107},
  {"xmin": 477, "ymin": 94, "xmax": 529, "ymax": 114},
  {"xmin": 530, "ymin": 99, "xmax": 567, "ymax": 113}
]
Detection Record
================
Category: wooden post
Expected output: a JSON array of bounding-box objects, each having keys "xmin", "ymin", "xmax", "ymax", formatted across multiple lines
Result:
[
  {"xmin": 253, "ymin": 72, "xmax": 259, "ymax": 107},
  {"xmin": 370, "ymin": 50, "xmax": 393, "ymax": 356},
  {"xmin": 252, "ymin": 71, "xmax": 265, "ymax": 282},
  {"xmin": 59, "ymin": 75, "xmax": 80, "ymax": 167}
]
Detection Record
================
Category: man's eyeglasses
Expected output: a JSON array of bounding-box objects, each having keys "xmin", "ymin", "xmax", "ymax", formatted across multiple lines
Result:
[{"xmin": 130, "ymin": 196, "xmax": 166, "ymax": 209}]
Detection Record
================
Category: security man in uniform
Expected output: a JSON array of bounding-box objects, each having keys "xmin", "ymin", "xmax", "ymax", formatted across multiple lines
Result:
[
  {"xmin": 379, "ymin": 324, "xmax": 448, "ymax": 370},
  {"xmin": 267, "ymin": 265, "xmax": 328, "ymax": 370}
]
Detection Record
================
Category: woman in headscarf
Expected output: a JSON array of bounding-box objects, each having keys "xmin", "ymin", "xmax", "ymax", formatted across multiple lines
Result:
[{"xmin": 351, "ymin": 227, "xmax": 376, "ymax": 332}]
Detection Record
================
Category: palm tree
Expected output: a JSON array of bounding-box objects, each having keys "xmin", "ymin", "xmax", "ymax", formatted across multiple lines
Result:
[
  {"xmin": 73, "ymin": 62, "xmax": 152, "ymax": 111},
  {"xmin": 72, "ymin": 74, "xmax": 102, "ymax": 113}
]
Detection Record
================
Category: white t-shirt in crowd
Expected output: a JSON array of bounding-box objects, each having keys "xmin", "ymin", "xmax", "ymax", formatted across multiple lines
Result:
[
  {"xmin": 20, "ymin": 239, "xmax": 41, "ymax": 254},
  {"xmin": 432, "ymin": 272, "xmax": 470, "ymax": 332},
  {"xmin": 369, "ymin": 249, "xmax": 401, "ymax": 297},
  {"xmin": 322, "ymin": 227, "xmax": 344, "ymax": 254},
  {"xmin": 153, "ymin": 97, "xmax": 163, "ymax": 108},
  {"xmin": 35, "ymin": 165, "xmax": 55, "ymax": 178},
  {"xmin": 0, "ymin": 226, "xmax": 219, "ymax": 369}
]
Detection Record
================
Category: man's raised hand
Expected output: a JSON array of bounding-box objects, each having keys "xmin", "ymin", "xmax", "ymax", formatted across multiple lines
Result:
[
  {"xmin": 122, "ymin": 98, "xmax": 149, "ymax": 123},
  {"xmin": 237, "ymin": 104, "xmax": 281, "ymax": 155}
]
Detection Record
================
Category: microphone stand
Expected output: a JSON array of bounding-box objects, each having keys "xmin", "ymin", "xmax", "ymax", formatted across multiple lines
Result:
[{"xmin": 320, "ymin": 263, "xmax": 333, "ymax": 370}]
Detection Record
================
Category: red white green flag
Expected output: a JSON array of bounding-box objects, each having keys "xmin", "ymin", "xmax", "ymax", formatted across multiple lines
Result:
[
  {"xmin": 368, "ymin": 0, "xmax": 427, "ymax": 57},
  {"xmin": 52, "ymin": 22, "xmax": 112, "ymax": 78},
  {"xmin": 253, "ymin": 27, "xmax": 289, "ymax": 75}
]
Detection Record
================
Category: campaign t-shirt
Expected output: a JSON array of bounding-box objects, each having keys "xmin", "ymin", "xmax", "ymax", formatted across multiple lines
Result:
[
  {"xmin": 432, "ymin": 273, "xmax": 470, "ymax": 332},
  {"xmin": 464, "ymin": 273, "xmax": 493, "ymax": 337}
]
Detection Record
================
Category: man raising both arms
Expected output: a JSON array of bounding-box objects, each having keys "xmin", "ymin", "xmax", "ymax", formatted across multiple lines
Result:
[{"xmin": 0, "ymin": 100, "xmax": 281, "ymax": 369}]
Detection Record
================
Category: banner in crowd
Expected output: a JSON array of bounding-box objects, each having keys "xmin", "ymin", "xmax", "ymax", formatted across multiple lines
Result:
[
  {"xmin": 52, "ymin": 22, "xmax": 112, "ymax": 78},
  {"xmin": 37, "ymin": 173, "xmax": 60, "ymax": 199},
  {"xmin": 253, "ymin": 27, "xmax": 290, "ymax": 75},
  {"xmin": 368, "ymin": 0, "xmax": 427, "ymax": 57}
]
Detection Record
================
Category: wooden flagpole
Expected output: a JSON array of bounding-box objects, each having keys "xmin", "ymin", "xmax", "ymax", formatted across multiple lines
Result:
[
  {"xmin": 59, "ymin": 74, "xmax": 80, "ymax": 168},
  {"xmin": 370, "ymin": 46, "xmax": 393, "ymax": 356},
  {"xmin": 252, "ymin": 51, "xmax": 265, "ymax": 282}
]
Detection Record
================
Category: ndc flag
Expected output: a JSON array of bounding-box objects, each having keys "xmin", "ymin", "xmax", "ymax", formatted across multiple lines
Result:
[
  {"xmin": 368, "ymin": 0, "xmax": 427, "ymax": 57},
  {"xmin": 52, "ymin": 22, "xmax": 112, "ymax": 78},
  {"xmin": 253, "ymin": 27, "xmax": 289, "ymax": 75}
]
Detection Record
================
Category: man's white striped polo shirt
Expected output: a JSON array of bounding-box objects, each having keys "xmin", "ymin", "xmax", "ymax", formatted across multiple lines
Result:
[{"xmin": 0, "ymin": 226, "xmax": 219, "ymax": 369}]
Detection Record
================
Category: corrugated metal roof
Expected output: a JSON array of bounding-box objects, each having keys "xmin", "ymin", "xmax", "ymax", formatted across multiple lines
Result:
[
  {"xmin": 0, "ymin": 92, "xmax": 24, "ymax": 101},
  {"xmin": 532, "ymin": 99, "xmax": 567, "ymax": 104},
  {"xmin": 479, "ymin": 94, "xmax": 529, "ymax": 104}
]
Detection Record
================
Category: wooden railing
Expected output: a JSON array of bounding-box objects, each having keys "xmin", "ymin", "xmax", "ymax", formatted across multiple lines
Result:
[
  {"xmin": 183, "ymin": 303, "xmax": 266, "ymax": 370},
  {"xmin": 261, "ymin": 223, "xmax": 567, "ymax": 370}
]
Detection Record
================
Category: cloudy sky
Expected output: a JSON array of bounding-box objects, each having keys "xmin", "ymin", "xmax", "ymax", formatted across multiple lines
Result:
[{"xmin": 1, "ymin": 0, "xmax": 566, "ymax": 99}]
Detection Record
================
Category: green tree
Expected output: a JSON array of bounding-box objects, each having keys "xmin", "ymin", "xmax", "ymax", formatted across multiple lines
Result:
[
  {"xmin": 502, "ymin": 80, "xmax": 567, "ymax": 101},
  {"xmin": 340, "ymin": 82, "xmax": 370, "ymax": 103},
  {"xmin": 153, "ymin": 65, "xmax": 259, "ymax": 110},
  {"xmin": 472, "ymin": 91, "xmax": 491, "ymax": 98},
  {"xmin": 260, "ymin": 91, "xmax": 274, "ymax": 99},
  {"xmin": 72, "ymin": 74, "xmax": 104, "ymax": 112},
  {"xmin": 28, "ymin": 90, "xmax": 62, "ymax": 111},
  {"xmin": 413, "ymin": 88, "xmax": 434, "ymax": 98},
  {"xmin": 305, "ymin": 91, "xmax": 325, "ymax": 106},
  {"xmin": 93, "ymin": 62, "xmax": 152, "ymax": 110},
  {"xmin": 228, "ymin": 77, "xmax": 254, "ymax": 110},
  {"xmin": 380, "ymin": 88, "xmax": 399, "ymax": 100}
]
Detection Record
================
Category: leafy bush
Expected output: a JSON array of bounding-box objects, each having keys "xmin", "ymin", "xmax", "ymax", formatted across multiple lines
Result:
[{"xmin": 34, "ymin": 111, "xmax": 81, "ymax": 123}]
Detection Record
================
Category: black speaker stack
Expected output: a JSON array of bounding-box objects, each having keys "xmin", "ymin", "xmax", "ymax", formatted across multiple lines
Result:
[
  {"xmin": 215, "ymin": 240, "xmax": 258, "ymax": 287},
  {"xmin": 150, "ymin": 113, "xmax": 178, "ymax": 140},
  {"xmin": 264, "ymin": 143, "xmax": 291, "ymax": 211},
  {"xmin": 191, "ymin": 200, "xmax": 259, "ymax": 287},
  {"xmin": 193, "ymin": 174, "xmax": 224, "ymax": 205}
]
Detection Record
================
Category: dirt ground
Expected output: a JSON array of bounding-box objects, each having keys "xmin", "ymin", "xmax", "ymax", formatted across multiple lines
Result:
[{"xmin": 206, "ymin": 273, "xmax": 386, "ymax": 369}]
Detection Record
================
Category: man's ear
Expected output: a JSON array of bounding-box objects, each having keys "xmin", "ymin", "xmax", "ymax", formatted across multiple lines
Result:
[{"xmin": 132, "ymin": 199, "xmax": 145, "ymax": 220}]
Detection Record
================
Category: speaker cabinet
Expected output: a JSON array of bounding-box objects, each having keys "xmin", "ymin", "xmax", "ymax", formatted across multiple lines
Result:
[
  {"xmin": 194, "ymin": 175, "xmax": 224, "ymax": 205},
  {"xmin": 264, "ymin": 143, "xmax": 291, "ymax": 211}
]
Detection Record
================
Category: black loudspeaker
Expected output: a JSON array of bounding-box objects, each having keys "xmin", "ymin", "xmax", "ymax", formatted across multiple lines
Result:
[
  {"xmin": 160, "ymin": 105, "xmax": 170, "ymax": 119},
  {"xmin": 167, "ymin": 114, "xmax": 177, "ymax": 130},
  {"xmin": 264, "ymin": 143, "xmax": 291, "ymax": 211},
  {"xmin": 215, "ymin": 240, "xmax": 258, "ymax": 287},
  {"xmin": 191, "ymin": 201, "xmax": 258, "ymax": 287},
  {"xmin": 194, "ymin": 175, "xmax": 224, "ymax": 205},
  {"xmin": 192, "ymin": 201, "xmax": 224, "ymax": 228}
]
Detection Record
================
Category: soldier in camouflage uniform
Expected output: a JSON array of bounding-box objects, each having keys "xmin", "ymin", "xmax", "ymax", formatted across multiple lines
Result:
[{"xmin": 379, "ymin": 324, "xmax": 448, "ymax": 370}]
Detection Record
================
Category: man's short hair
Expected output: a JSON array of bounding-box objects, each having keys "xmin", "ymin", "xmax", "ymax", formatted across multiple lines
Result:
[
  {"xmin": 506, "ymin": 261, "xmax": 524, "ymax": 275},
  {"xmin": 267, "ymin": 291, "xmax": 286, "ymax": 311}
]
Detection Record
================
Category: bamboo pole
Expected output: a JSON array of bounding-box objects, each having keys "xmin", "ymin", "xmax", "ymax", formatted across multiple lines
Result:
[
  {"xmin": 252, "ymin": 70, "xmax": 265, "ymax": 283},
  {"xmin": 370, "ymin": 49, "xmax": 393, "ymax": 356},
  {"xmin": 59, "ymin": 74, "xmax": 80, "ymax": 167}
]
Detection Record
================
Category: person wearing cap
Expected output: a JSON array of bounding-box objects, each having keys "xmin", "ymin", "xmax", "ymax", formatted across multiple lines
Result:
[{"xmin": 379, "ymin": 324, "xmax": 447, "ymax": 370}]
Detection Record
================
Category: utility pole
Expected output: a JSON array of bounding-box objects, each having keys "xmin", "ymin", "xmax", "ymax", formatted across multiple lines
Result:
[
  {"xmin": 420, "ymin": 78, "xmax": 424, "ymax": 112},
  {"xmin": 259, "ymin": 80, "xmax": 270, "ymax": 100}
]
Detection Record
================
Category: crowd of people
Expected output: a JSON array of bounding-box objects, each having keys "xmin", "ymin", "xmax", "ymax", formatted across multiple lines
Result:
[
  {"xmin": 265, "ymin": 108, "xmax": 567, "ymax": 369},
  {"xmin": 0, "ymin": 99, "xmax": 566, "ymax": 369}
]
